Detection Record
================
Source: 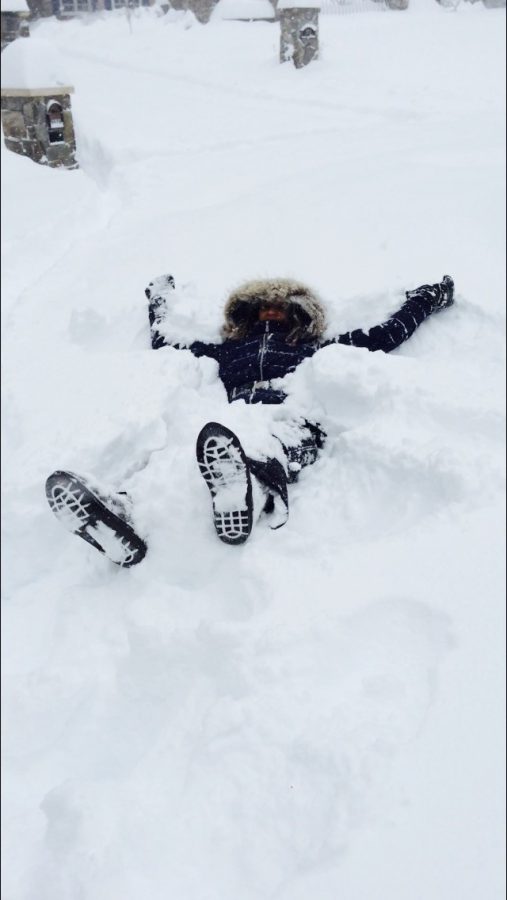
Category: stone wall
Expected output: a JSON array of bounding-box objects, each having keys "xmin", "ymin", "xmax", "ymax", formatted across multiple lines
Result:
[
  {"xmin": 1, "ymin": 89, "xmax": 78, "ymax": 168},
  {"xmin": 168, "ymin": 0, "xmax": 219, "ymax": 22},
  {"xmin": 280, "ymin": 7, "xmax": 319, "ymax": 68},
  {"xmin": 1, "ymin": 11, "xmax": 30, "ymax": 50}
]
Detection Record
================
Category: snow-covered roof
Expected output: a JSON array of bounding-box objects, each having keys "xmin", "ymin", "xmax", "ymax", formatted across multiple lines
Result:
[
  {"xmin": 1, "ymin": 0, "xmax": 30, "ymax": 12},
  {"xmin": 212, "ymin": 0, "xmax": 275, "ymax": 19},
  {"xmin": 1, "ymin": 37, "xmax": 72, "ymax": 91},
  {"xmin": 277, "ymin": 0, "xmax": 320, "ymax": 8}
]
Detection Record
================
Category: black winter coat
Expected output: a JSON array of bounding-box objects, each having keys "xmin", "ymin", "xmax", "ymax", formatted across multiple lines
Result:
[{"xmin": 149, "ymin": 286, "xmax": 435, "ymax": 405}]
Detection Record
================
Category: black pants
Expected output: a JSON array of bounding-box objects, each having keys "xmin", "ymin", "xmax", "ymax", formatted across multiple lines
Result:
[
  {"xmin": 247, "ymin": 418, "xmax": 326, "ymax": 504},
  {"xmin": 280, "ymin": 419, "xmax": 326, "ymax": 483}
]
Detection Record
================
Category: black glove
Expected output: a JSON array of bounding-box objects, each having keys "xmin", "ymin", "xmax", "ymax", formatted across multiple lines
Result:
[
  {"xmin": 434, "ymin": 275, "xmax": 454, "ymax": 311},
  {"xmin": 145, "ymin": 273, "xmax": 175, "ymax": 301},
  {"xmin": 146, "ymin": 274, "xmax": 176, "ymax": 332}
]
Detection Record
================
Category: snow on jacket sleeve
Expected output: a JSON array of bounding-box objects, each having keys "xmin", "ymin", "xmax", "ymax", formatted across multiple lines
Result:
[
  {"xmin": 321, "ymin": 286, "xmax": 435, "ymax": 354},
  {"xmin": 146, "ymin": 276, "xmax": 222, "ymax": 362}
]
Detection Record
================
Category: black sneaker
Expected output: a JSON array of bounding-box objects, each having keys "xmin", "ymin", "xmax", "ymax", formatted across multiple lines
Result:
[
  {"xmin": 196, "ymin": 422, "xmax": 253, "ymax": 545},
  {"xmin": 45, "ymin": 470, "xmax": 147, "ymax": 567}
]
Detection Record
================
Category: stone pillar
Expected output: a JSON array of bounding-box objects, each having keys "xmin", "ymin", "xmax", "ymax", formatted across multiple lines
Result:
[
  {"xmin": 279, "ymin": 5, "xmax": 319, "ymax": 69},
  {"xmin": 188, "ymin": 0, "xmax": 217, "ymax": 21},
  {"xmin": 1, "ymin": 11, "xmax": 30, "ymax": 51},
  {"xmin": 168, "ymin": 0, "xmax": 218, "ymax": 21},
  {"xmin": 1, "ymin": 87, "xmax": 78, "ymax": 168}
]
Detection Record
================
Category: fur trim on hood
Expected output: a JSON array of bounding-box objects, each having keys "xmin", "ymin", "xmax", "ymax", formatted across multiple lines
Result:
[{"xmin": 222, "ymin": 278, "xmax": 327, "ymax": 343}]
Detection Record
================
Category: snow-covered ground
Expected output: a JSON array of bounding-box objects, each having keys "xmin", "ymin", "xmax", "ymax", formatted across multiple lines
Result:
[{"xmin": 1, "ymin": 3, "xmax": 505, "ymax": 899}]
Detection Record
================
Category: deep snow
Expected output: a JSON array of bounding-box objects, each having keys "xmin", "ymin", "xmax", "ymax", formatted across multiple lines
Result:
[{"xmin": 1, "ymin": 3, "xmax": 505, "ymax": 899}]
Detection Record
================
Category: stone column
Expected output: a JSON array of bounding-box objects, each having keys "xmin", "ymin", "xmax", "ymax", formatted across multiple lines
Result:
[
  {"xmin": 188, "ymin": 0, "xmax": 218, "ymax": 21},
  {"xmin": 1, "ymin": 87, "xmax": 78, "ymax": 168},
  {"xmin": 169, "ymin": 0, "xmax": 218, "ymax": 21},
  {"xmin": 279, "ymin": 4, "xmax": 320, "ymax": 69}
]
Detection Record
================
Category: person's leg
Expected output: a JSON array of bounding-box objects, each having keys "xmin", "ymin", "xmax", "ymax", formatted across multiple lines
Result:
[
  {"xmin": 245, "ymin": 420, "xmax": 325, "ymax": 530},
  {"xmin": 196, "ymin": 418, "xmax": 325, "ymax": 541},
  {"xmin": 45, "ymin": 470, "xmax": 147, "ymax": 567},
  {"xmin": 275, "ymin": 419, "xmax": 326, "ymax": 484},
  {"xmin": 240, "ymin": 418, "xmax": 325, "ymax": 529},
  {"xmin": 247, "ymin": 455, "xmax": 289, "ymax": 530}
]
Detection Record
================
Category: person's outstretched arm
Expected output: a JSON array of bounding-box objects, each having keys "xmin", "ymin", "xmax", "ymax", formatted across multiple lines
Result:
[
  {"xmin": 146, "ymin": 275, "xmax": 221, "ymax": 362},
  {"xmin": 322, "ymin": 276, "xmax": 454, "ymax": 353}
]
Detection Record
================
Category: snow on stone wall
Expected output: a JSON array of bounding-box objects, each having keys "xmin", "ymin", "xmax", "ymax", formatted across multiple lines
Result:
[
  {"xmin": 1, "ymin": 37, "xmax": 70, "ymax": 89},
  {"xmin": 212, "ymin": 0, "xmax": 275, "ymax": 19},
  {"xmin": 278, "ymin": 0, "xmax": 321, "ymax": 9},
  {"xmin": 172, "ymin": 0, "xmax": 275, "ymax": 23},
  {"xmin": 1, "ymin": 0, "xmax": 29, "ymax": 13}
]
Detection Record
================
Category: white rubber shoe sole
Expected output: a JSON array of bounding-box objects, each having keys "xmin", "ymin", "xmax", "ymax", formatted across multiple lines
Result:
[
  {"xmin": 46, "ymin": 470, "xmax": 147, "ymax": 567},
  {"xmin": 196, "ymin": 423, "xmax": 253, "ymax": 545}
]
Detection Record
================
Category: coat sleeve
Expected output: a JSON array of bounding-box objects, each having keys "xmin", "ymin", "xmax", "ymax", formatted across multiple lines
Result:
[
  {"xmin": 146, "ymin": 275, "xmax": 221, "ymax": 361},
  {"xmin": 320, "ymin": 286, "xmax": 435, "ymax": 353}
]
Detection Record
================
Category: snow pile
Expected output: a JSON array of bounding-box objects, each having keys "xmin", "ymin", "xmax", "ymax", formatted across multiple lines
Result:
[
  {"xmin": 1, "ymin": 37, "xmax": 72, "ymax": 90},
  {"xmin": 278, "ymin": 0, "xmax": 321, "ymax": 9},
  {"xmin": 212, "ymin": 0, "xmax": 275, "ymax": 20},
  {"xmin": 0, "ymin": 0, "xmax": 29, "ymax": 13},
  {"xmin": 1, "ymin": 5, "xmax": 505, "ymax": 900}
]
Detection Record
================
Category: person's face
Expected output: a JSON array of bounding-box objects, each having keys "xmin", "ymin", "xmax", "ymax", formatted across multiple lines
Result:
[{"xmin": 258, "ymin": 304, "xmax": 288, "ymax": 323}]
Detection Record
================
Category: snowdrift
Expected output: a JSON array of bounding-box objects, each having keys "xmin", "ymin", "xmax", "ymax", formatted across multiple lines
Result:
[{"xmin": 2, "ymin": 4, "xmax": 505, "ymax": 899}]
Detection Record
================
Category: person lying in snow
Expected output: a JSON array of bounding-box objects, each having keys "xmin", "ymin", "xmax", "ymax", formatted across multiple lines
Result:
[{"xmin": 45, "ymin": 274, "xmax": 455, "ymax": 567}]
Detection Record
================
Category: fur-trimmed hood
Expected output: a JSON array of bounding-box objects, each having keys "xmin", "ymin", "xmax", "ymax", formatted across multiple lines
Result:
[{"xmin": 222, "ymin": 278, "xmax": 327, "ymax": 343}]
